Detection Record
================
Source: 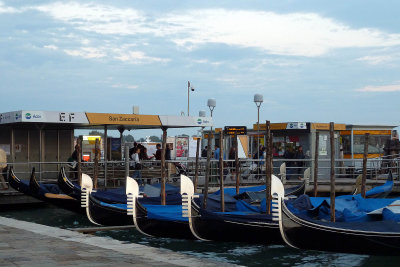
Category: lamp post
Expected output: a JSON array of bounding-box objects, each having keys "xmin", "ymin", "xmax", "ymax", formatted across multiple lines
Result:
[
  {"xmin": 203, "ymin": 98, "xmax": 216, "ymax": 209},
  {"xmin": 254, "ymin": 94, "xmax": 263, "ymax": 162},
  {"xmin": 187, "ymin": 81, "xmax": 195, "ymax": 116}
]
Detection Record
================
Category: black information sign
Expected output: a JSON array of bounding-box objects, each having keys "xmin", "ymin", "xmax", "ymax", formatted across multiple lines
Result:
[{"xmin": 224, "ymin": 126, "xmax": 247, "ymax": 136}]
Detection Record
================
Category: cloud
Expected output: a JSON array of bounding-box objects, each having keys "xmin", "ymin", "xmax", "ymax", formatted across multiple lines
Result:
[
  {"xmin": 113, "ymin": 50, "xmax": 169, "ymax": 64},
  {"xmin": 43, "ymin": 44, "xmax": 58, "ymax": 50},
  {"xmin": 64, "ymin": 47, "xmax": 106, "ymax": 59},
  {"xmin": 357, "ymin": 55, "xmax": 393, "ymax": 65},
  {"xmin": 0, "ymin": 1, "xmax": 20, "ymax": 13},
  {"xmin": 356, "ymin": 84, "xmax": 400, "ymax": 92},
  {"xmin": 111, "ymin": 84, "xmax": 138, "ymax": 89},
  {"xmin": 158, "ymin": 9, "xmax": 400, "ymax": 57},
  {"xmin": 31, "ymin": 3, "xmax": 400, "ymax": 58}
]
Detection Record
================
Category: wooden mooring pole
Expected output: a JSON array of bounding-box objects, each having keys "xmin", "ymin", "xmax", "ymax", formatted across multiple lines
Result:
[
  {"xmin": 330, "ymin": 122, "xmax": 336, "ymax": 222},
  {"xmin": 124, "ymin": 142, "xmax": 129, "ymax": 179},
  {"xmin": 161, "ymin": 128, "xmax": 167, "ymax": 205},
  {"xmin": 93, "ymin": 138, "xmax": 99, "ymax": 189},
  {"xmin": 194, "ymin": 138, "xmax": 200, "ymax": 191},
  {"xmin": 313, "ymin": 132, "xmax": 319, "ymax": 197},
  {"xmin": 235, "ymin": 132, "xmax": 240, "ymax": 195},
  {"xmin": 265, "ymin": 120, "xmax": 272, "ymax": 215},
  {"xmin": 361, "ymin": 133, "xmax": 370, "ymax": 198},
  {"xmin": 203, "ymin": 132, "xmax": 212, "ymax": 209},
  {"xmin": 77, "ymin": 138, "xmax": 82, "ymax": 185},
  {"xmin": 219, "ymin": 135, "xmax": 225, "ymax": 212}
]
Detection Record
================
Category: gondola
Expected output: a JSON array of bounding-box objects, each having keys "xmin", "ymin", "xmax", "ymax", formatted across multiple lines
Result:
[
  {"xmin": 126, "ymin": 176, "xmax": 194, "ymax": 239},
  {"xmin": 274, "ymin": 178, "xmax": 400, "ymax": 255},
  {"xmin": 81, "ymin": 174, "xmax": 183, "ymax": 226},
  {"xmin": 8, "ymin": 166, "xmax": 83, "ymax": 214},
  {"xmin": 80, "ymin": 173, "xmax": 130, "ymax": 226},
  {"xmin": 352, "ymin": 171, "xmax": 394, "ymax": 198},
  {"xmin": 182, "ymin": 174, "xmax": 285, "ymax": 243}
]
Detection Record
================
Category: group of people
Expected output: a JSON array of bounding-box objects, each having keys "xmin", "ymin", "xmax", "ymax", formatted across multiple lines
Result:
[
  {"xmin": 128, "ymin": 142, "xmax": 172, "ymax": 186},
  {"xmin": 283, "ymin": 145, "xmax": 305, "ymax": 179}
]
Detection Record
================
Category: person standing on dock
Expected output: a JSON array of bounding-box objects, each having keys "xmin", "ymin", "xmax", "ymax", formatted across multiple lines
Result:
[
  {"xmin": 154, "ymin": 144, "xmax": 162, "ymax": 160},
  {"xmin": 0, "ymin": 148, "xmax": 8, "ymax": 190},
  {"xmin": 214, "ymin": 145, "xmax": 220, "ymax": 160},
  {"xmin": 130, "ymin": 147, "xmax": 143, "ymax": 186},
  {"xmin": 294, "ymin": 146, "xmax": 305, "ymax": 179}
]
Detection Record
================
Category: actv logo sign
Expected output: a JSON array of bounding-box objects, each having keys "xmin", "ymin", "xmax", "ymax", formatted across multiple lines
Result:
[{"xmin": 25, "ymin": 113, "xmax": 42, "ymax": 120}]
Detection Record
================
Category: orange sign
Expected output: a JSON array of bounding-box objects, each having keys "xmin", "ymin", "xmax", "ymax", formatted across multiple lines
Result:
[
  {"xmin": 86, "ymin": 113, "xmax": 161, "ymax": 126},
  {"xmin": 311, "ymin": 123, "xmax": 346, "ymax": 131}
]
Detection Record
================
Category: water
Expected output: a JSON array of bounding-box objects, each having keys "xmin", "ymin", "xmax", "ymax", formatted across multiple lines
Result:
[{"xmin": 1, "ymin": 204, "xmax": 399, "ymax": 266}]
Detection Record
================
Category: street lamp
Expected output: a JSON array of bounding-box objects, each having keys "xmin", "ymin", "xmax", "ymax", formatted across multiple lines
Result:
[
  {"xmin": 204, "ymin": 98, "xmax": 216, "ymax": 209},
  {"xmin": 207, "ymin": 98, "xmax": 216, "ymax": 118},
  {"xmin": 254, "ymin": 94, "xmax": 263, "ymax": 161},
  {"xmin": 187, "ymin": 81, "xmax": 195, "ymax": 116}
]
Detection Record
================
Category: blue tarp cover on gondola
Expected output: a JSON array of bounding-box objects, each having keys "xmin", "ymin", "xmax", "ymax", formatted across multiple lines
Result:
[
  {"xmin": 145, "ymin": 204, "xmax": 188, "ymax": 222},
  {"xmin": 288, "ymin": 194, "xmax": 400, "ymax": 222},
  {"xmin": 212, "ymin": 185, "xmax": 266, "ymax": 196},
  {"xmin": 93, "ymin": 183, "xmax": 181, "ymax": 204}
]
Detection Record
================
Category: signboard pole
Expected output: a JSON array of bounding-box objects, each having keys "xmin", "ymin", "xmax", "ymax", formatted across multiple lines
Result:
[
  {"xmin": 194, "ymin": 138, "xmax": 200, "ymax": 191},
  {"xmin": 219, "ymin": 135, "xmax": 225, "ymax": 212},
  {"xmin": 161, "ymin": 128, "xmax": 167, "ymax": 205},
  {"xmin": 330, "ymin": 122, "xmax": 336, "ymax": 222},
  {"xmin": 361, "ymin": 133, "xmax": 369, "ymax": 198}
]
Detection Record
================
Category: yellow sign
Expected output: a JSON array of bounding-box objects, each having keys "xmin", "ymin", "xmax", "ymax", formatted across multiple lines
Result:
[
  {"xmin": 86, "ymin": 113, "xmax": 161, "ymax": 126},
  {"xmin": 254, "ymin": 123, "xmax": 292, "ymax": 131},
  {"xmin": 311, "ymin": 123, "xmax": 346, "ymax": 131}
]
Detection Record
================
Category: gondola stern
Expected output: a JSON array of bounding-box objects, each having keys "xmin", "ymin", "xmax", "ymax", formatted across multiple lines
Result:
[
  {"xmin": 126, "ymin": 176, "xmax": 149, "ymax": 236},
  {"xmin": 80, "ymin": 174, "xmax": 99, "ymax": 225},
  {"xmin": 271, "ymin": 175, "xmax": 299, "ymax": 249},
  {"xmin": 180, "ymin": 174, "xmax": 207, "ymax": 241}
]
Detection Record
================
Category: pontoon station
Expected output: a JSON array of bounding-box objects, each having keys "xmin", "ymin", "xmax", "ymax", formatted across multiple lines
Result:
[{"xmin": 0, "ymin": 109, "xmax": 212, "ymax": 204}]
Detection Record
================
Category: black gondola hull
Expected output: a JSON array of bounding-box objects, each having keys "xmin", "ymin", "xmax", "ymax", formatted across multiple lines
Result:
[
  {"xmin": 135, "ymin": 200, "xmax": 194, "ymax": 239},
  {"xmin": 88, "ymin": 193, "xmax": 132, "ymax": 226},
  {"xmin": 281, "ymin": 200, "xmax": 400, "ymax": 255},
  {"xmin": 8, "ymin": 167, "xmax": 83, "ymax": 214},
  {"xmin": 191, "ymin": 200, "xmax": 282, "ymax": 244}
]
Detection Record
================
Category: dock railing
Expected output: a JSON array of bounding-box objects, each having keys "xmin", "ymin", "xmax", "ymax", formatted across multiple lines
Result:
[{"xmin": 2, "ymin": 153, "xmax": 399, "ymax": 193}]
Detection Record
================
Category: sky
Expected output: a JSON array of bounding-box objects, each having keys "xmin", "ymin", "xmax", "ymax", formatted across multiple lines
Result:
[{"xmin": 1, "ymin": 0, "xmax": 400, "ymax": 138}]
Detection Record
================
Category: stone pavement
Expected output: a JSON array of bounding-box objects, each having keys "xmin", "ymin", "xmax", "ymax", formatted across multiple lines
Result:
[{"xmin": 0, "ymin": 216, "xmax": 235, "ymax": 266}]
